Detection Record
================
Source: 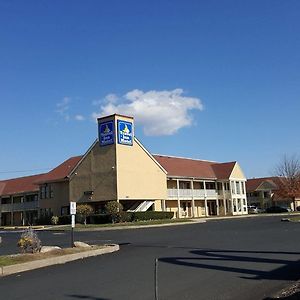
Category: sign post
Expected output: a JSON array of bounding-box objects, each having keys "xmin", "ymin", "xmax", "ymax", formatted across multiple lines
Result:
[{"xmin": 70, "ymin": 202, "xmax": 76, "ymax": 247}]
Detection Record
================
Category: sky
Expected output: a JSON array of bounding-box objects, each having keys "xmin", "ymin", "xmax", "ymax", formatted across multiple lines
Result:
[{"xmin": 0, "ymin": 0, "xmax": 299, "ymax": 180}]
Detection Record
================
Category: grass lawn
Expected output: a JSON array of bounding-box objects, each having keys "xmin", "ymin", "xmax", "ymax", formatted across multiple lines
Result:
[
  {"xmin": 47, "ymin": 218, "xmax": 193, "ymax": 231},
  {"xmin": 0, "ymin": 245, "xmax": 105, "ymax": 267},
  {"xmin": 288, "ymin": 216, "xmax": 300, "ymax": 222}
]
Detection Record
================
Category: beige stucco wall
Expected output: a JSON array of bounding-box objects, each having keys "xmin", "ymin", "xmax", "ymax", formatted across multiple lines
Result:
[
  {"xmin": 39, "ymin": 181, "xmax": 69, "ymax": 215},
  {"xmin": 154, "ymin": 199, "xmax": 163, "ymax": 211},
  {"xmin": 195, "ymin": 200, "xmax": 205, "ymax": 217},
  {"xmin": 69, "ymin": 139, "xmax": 117, "ymax": 203},
  {"xmin": 229, "ymin": 162, "xmax": 246, "ymax": 180},
  {"xmin": 115, "ymin": 115, "xmax": 167, "ymax": 201}
]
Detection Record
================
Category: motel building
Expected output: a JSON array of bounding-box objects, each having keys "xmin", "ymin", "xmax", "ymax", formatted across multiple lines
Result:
[{"xmin": 0, "ymin": 114, "xmax": 248, "ymax": 226}]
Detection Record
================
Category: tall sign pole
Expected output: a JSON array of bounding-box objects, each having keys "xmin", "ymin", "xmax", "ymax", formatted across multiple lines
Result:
[{"xmin": 70, "ymin": 202, "xmax": 76, "ymax": 247}]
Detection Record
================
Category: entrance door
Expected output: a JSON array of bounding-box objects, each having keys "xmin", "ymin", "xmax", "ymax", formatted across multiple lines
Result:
[{"xmin": 207, "ymin": 201, "xmax": 217, "ymax": 215}]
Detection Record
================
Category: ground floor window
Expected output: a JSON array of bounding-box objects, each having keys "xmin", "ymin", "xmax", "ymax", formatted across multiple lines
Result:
[{"xmin": 61, "ymin": 206, "xmax": 69, "ymax": 215}]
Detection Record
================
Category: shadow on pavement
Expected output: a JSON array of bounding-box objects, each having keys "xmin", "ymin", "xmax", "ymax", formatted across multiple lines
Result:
[{"xmin": 159, "ymin": 249, "xmax": 300, "ymax": 281}]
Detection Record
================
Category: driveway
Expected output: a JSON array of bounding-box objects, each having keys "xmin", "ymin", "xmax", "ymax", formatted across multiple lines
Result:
[{"xmin": 0, "ymin": 216, "xmax": 299, "ymax": 299}]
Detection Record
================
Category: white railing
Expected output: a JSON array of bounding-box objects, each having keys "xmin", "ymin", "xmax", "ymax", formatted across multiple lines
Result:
[
  {"xmin": 167, "ymin": 189, "xmax": 217, "ymax": 199},
  {"xmin": 206, "ymin": 190, "xmax": 218, "ymax": 197},
  {"xmin": 0, "ymin": 201, "xmax": 38, "ymax": 213}
]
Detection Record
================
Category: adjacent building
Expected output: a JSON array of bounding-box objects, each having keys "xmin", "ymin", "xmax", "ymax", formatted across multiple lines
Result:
[
  {"xmin": 0, "ymin": 114, "xmax": 248, "ymax": 225},
  {"xmin": 246, "ymin": 177, "xmax": 300, "ymax": 210}
]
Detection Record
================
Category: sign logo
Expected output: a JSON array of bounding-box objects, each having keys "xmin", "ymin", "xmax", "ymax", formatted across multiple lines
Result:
[
  {"xmin": 99, "ymin": 120, "xmax": 114, "ymax": 146},
  {"xmin": 118, "ymin": 120, "xmax": 133, "ymax": 146}
]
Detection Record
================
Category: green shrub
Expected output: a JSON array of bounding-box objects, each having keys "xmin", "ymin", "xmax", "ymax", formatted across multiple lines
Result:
[
  {"xmin": 58, "ymin": 215, "xmax": 71, "ymax": 225},
  {"xmin": 105, "ymin": 201, "xmax": 124, "ymax": 223},
  {"xmin": 76, "ymin": 204, "xmax": 94, "ymax": 225},
  {"xmin": 88, "ymin": 214, "xmax": 111, "ymax": 224},
  {"xmin": 36, "ymin": 215, "xmax": 53, "ymax": 225},
  {"xmin": 57, "ymin": 211, "xmax": 174, "ymax": 225},
  {"xmin": 51, "ymin": 216, "xmax": 59, "ymax": 225},
  {"xmin": 58, "ymin": 215, "xmax": 85, "ymax": 225},
  {"xmin": 131, "ymin": 211, "xmax": 174, "ymax": 221}
]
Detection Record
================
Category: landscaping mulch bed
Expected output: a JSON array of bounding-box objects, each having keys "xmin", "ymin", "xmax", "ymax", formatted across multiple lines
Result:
[
  {"xmin": 264, "ymin": 281, "xmax": 300, "ymax": 300},
  {"xmin": 0, "ymin": 245, "xmax": 104, "ymax": 267}
]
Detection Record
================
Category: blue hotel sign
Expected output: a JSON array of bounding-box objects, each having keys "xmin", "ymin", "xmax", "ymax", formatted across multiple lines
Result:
[
  {"xmin": 99, "ymin": 120, "xmax": 114, "ymax": 146},
  {"xmin": 117, "ymin": 120, "xmax": 133, "ymax": 146}
]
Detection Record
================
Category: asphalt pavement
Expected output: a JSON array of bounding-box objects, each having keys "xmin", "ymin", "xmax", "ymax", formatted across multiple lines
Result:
[{"xmin": 1, "ymin": 216, "xmax": 300, "ymax": 300}]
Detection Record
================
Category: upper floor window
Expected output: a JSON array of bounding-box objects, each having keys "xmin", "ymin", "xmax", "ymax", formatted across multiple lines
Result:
[
  {"xmin": 179, "ymin": 181, "xmax": 190, "ymax": 189},
  {"xmin": 231, "ymin": 182, "xmax": 235, "ymax": 194},
  {"xmin": 205, "ymin": 182, "xmax": 216, "ymax": 190},
  {"xmin": 224, "ymin": 182, "xmax": 230, "ymax": 191},
  {"xmin": 217, "ymin": 182, "xmax": 223, "ymax": 190},
  {"xmin": 241, "ymin": 182, "xmax": 245, "ymax": 194},
  {"xmin": 236, "ymin": 181, "xmax": 241, "ymax": 194},
  {"xmin": 40, "ymin": 184, "xmax": 54, "ymax": 199}
]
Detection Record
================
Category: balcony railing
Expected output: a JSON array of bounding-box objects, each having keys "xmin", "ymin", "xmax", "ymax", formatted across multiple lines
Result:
[
  {"xmin": 0, "ymin": 201, "xmax": 39, "ymax": 213},
  {"xmin": 167, "ymin": 189, "xmax": 217, "ymax": 199}
]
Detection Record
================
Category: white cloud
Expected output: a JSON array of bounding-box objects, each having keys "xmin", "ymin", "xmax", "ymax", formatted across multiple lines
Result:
[
  {"xmin": 56, "ymin": 97, "xmax": 71, "ymax": 121},
  {"xmin": 74, "ymin": 114, "xmax": 85, "ymax": 121},
  {"xmin": 92, "ymin": 93, "xmax": 119, "ymax": 106},
  {"xmin": 92, "ymin": 89, "xmax": 203, "ymax": 136}
]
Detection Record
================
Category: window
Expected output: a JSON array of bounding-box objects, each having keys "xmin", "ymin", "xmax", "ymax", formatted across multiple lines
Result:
[
  {"xmin": 231, "ymin": 182, "xmax": 235, "ymax": 194},
  {"xmin": 61, "ymin": 206, "xmax": 69, "ymax": 215},
  {"xmin": 1, "ymin": 198, "xmax": 11, "ymax": 204},
  {"xmin": 40, "ymin": 186, "xmax": 46, "ymax": 199},
  {"xmin": 224, "ymin": 182, "xmax": 230, "ymax": 191},
  {"xmin": 50, "ymin": 185, "xmax": 54, "ymax": 198},
  {"xmin": 40, "ymin": 184, "xmax": 54, "ymax": 199},
  {"xmin": 236, "ymin": 182, "xmax": 241, "ymax": 194},
  {"xmin": 45, "ymin": 185, "xmax": 50, "ymax": 198},
  {"xmin": 205, "ymin": 182, "xmax": 216, "ymax": 190},
  {"xmin": 241, "ymin": 182, "xmax": 245, "ymax": 194},
  {"xmin": 179, "ymin": 182, "xmax": 190, "ymax": 189},
  {"xmin": 237, "ymin": 199, "xmax": 242, "ymax": 212},
  {"xmin": 217, "ymin": 182, "xmax": 222, "ymax": 195}
]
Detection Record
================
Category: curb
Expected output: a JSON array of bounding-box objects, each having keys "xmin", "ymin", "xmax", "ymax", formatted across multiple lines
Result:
[
  {"xmin": 34, "ymin": 212, "xmax": 300, "ymax": 232},
  {"xmin": 80, "ymin": 219, "xmax": 207, "ymax": 231},
  {"xmin": 0, "ymin": 244, "xmax": 119, "ymax": 277}
]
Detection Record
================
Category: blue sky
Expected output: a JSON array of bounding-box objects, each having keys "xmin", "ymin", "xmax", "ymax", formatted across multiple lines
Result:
[{"xmin": 0, "ymin": 0, "xmax": 299, "ymax": 180}]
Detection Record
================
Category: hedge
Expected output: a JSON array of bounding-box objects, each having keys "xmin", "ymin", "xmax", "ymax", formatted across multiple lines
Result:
[
  {"xmin": 56, "ymin": 211, "xmax": 174, "ymax": 225},
  {"xmin": 130, "ymin": 211, "xmax": 174, "ymax": 221}
]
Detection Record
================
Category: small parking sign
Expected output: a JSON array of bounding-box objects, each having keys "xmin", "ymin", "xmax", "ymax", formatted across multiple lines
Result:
[{"xmin": 70, "ymin": 202, "xmax": 76, "ymax": 215}]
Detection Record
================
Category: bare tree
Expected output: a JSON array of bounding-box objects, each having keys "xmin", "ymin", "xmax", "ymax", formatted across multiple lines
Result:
[{"xmin": 274, "ymin": 154, "xmax": 300, "ymax": 208}]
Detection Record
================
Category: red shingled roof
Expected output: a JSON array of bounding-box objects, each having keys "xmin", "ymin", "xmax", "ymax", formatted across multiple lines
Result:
[
  {"xmin": 153, "ymin": 155, "xmax": 236, "ymax": 179},
  {"xmin": 1, "ymin": 153, "xmax": 239, "ymax": 196},
  {"xmin": 246, "ymin": 177, "xmax": 280, "ymax": 192},
  {"xmin": 0, "ymin": 156, "xmax": 82, "ymax": 196},
  {"xmin": 212, "ymin": 162, "xmax": 236, "ymax": 179},
  {"xmin": 0, "ymin": 173, "xmax": 45, "ymax": 197},
  {"xmin": 36, "ymin": 156, "xmax": 83, "ymax": 183}
]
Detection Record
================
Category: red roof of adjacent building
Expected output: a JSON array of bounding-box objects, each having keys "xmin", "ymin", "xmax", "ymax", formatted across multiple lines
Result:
[
  {"xmin": 0, "ymin": 156, "xmax": 82, "ymax": 196},
  {"xmin": 246, "ymin": 177, "xmax": 280, "ymax": 192},
  {"xmin": 153, "ymin": 155, "xmax": 236, "ymax": 179},
  {"xmin": 36, "ymin": 156, "xmax": 83, "ymax": 183},
  {"xmin": 0, "ymin": 173, "xmax": 45, "ymax": 197}
]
